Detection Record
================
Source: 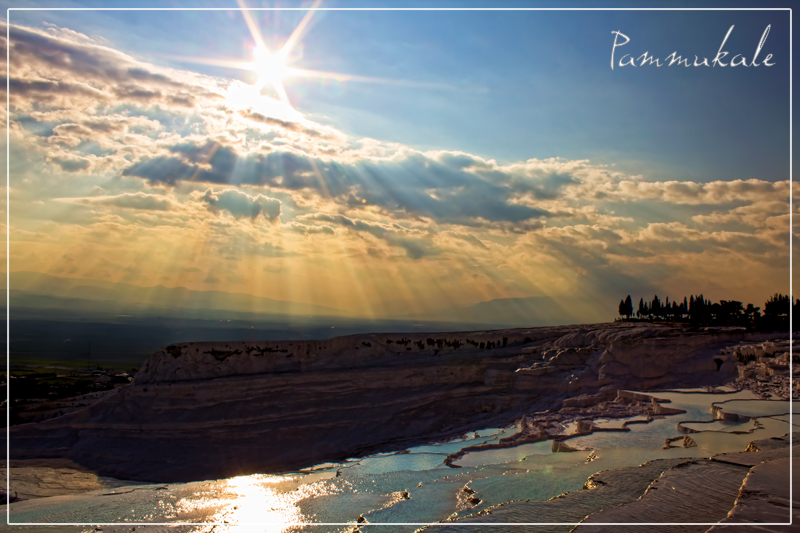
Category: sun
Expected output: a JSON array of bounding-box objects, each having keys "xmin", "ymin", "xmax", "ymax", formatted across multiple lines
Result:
[
  {"xmin": 252, "ymin": 45, "xmax": 290, "ymax": 86},
  {"xmin": 248, "ymin": 43, "xmax": 293, "ymax": 104},
  {"xmin": 170, "ymin": 0, "xmax": 422, "ymax": 111}
]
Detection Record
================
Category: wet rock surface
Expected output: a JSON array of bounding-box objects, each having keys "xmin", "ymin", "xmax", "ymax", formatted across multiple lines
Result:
[
  {"xmin": 708, "ymin": 456, "xmax": 798, "ymax": 532},
  {"xmin": 433, "ymin": 435, "xmax": 796, "ymax": 533},
  {"xmin": 575, "ymin": 459, "xmax": 749, "ymax": 531},
  {"xmin": 427, "ymin": 457, "xmax": 692, "ymax": 532}
]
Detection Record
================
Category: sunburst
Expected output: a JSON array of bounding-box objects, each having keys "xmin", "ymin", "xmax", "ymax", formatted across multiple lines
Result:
[{"xmin": 168, "ymin": 0, "xmax": 448, "ymax": 112}]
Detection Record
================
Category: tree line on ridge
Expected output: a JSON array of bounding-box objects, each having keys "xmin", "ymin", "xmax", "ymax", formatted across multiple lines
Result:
[{"xmin": 617, "ymin": 293, "xmax": 796, "ymax": 331}]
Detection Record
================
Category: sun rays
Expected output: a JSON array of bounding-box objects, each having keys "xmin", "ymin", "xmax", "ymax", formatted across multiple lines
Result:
[
  {"xmin": 234, "ymin": 0, "xmax": 319, "ymax": 106},
  {"xmin": 167, "ymin": 0, "xmax": 448, "ymax": 113}
]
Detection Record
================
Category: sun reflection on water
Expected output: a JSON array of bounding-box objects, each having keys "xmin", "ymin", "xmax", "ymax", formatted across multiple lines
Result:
[
  {"xmin": 214, "ymin": 475, "xmax": 296, "ymax": 531},
  {"xmin": 175, "ymin": 473, "xmax": 342, "ymax": 532}
]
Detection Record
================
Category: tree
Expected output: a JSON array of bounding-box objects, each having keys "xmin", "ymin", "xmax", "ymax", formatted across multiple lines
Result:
[
  {"xmin": 651, "ymin": 295, "xmax": 661, "ymax": 320},
  {"xmin": 617, "ymin": 293, "xmax": 767, "ymax": 329},
  {"xmin": 764, "ymin": 293, "xmax": 790, "ymax": 318},
  {"xmin": 690, "ymin": 294, "xmax": 710, "ymax": 326},
  {"xmin": 744, "ymin": 303, "xmax": 760, "ymax": 328},
  {"xmin": 717, "ymin": 300, "xmax": 744, "ymax": 326},
  {"xmin": 762, "ymin": 293, "xmax": 790, "ymax": 331}
]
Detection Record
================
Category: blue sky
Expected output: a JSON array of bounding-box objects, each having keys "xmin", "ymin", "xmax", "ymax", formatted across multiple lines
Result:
[{"xmin": 1, "ymin": 1, "xmax": 795, "ymax": 321}]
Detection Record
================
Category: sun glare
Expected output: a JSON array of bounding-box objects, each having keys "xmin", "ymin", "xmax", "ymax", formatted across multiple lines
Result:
[
  {"xmin": 174, "ymin": 0, "xmax": 425, "ymax": 115},
  {"xmin": 252, "ymin": 45, "xmax": 290, "ymax": 86}
]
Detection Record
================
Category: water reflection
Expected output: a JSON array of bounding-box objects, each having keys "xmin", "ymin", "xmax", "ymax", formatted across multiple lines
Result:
[
  {"xmin": 175, "ymin": 474, "xmax": 339, "ymax": 532},
  {"xmin": 214, "ymin": 475, "xmax": 304, "ymax": 530}
]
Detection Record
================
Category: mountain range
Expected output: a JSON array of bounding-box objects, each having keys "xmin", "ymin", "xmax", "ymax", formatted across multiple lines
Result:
[{"xmin": 5, "ymin": 271, "xmax": 585, "ymax": 327}]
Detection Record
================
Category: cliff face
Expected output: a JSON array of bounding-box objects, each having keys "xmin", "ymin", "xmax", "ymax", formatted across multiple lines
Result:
[{"xmin": 8, "ymin": 323, "xmax": 775, "ymax": 482}]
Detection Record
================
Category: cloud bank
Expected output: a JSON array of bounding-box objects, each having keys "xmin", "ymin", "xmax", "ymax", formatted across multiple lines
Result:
[{"xmin": 3, "ymin": 20, "xmax": 793, "ymax": 320}]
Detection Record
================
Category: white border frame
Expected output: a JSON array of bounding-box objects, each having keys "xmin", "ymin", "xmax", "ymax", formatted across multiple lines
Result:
[{"xmin": 4, "ymin": 5, "xmax": 794, "ymax": 528}]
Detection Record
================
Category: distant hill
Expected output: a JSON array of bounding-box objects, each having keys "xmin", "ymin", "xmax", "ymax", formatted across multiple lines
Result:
[
  {"xmin": 7, "ymin": 271, "xmax": 348, "ymax": 319},
  {"xmin": 465, "ymin": 296, "xmax": 580, "ymax": 326},
  {"xmin": 4, "ymin": 272, "xmax": 592, "ymax": 328},
  {"xmin": 399, "ymin": 296, "xmax": 581, "ymax": 327},
  {"xmin": 3, "ymin": 273, "xmax": 595, "ymax": 367}
]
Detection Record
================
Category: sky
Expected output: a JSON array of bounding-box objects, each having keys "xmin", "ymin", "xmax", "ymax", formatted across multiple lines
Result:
[{"xmin": 1, "ymin": 1, "xmax": 795, "ymax": 322}]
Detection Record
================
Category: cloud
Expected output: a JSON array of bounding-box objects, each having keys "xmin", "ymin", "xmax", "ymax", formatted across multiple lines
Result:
[
  {"xmin": 440, "ymin": 231, "xmax": 489, "ymax": 249},
  {"xmin": 54, "ymin": 192, "xmax": 174, "ymax": 213},
  {"xmin": 394, "ymin": 238, "xmax": 438, "ymax": 259},
  {"xmin": 217, "ymin": 239, "xmax": 294, "ymax": 259},
  {"xmin": 692, "ymin": 201, "xmax": 789, "ymax": 229},
  {"xmin": 92, "ymin": 192, "xmax": 173, "ymax": 211},
  {"xmin": 113, "ymin": 85, "xmax": 162, "ymax": 101},
  {"xmin": 168, "ymin": 95, "xmax": 196, "ymax": 108},
  {"xmin": 516, "ymin": 173, "xmax": 579, "ymax": 200},
  {"xmin": 125, "ymin": 67, "xmax": 184, "ymax": 87},
  {"xmin": 634, "ymin": 223, "xmax": 784, "ymax": 257},
  {"xmin": 285, "ymin": 222, "xmax": 336, "ymax": 236},
  {"xmin": 239, "ymin": 109, "xmax": 321, "ymax": 137},
  {"xmin": 122, "ymin": 142, "xmax": 555, "ymax": 225},
  {"xmin": 122, "ymin": 143, "xmax": 311, "ymax": 188},
  {"xmin": 253, "ymin": 242, "xmax": 292, "ymax": 257},
  {"xmin": 203, "ymin": 271, "xmax": 221, "ymax": 284},
  {"xmin": 200, "ymin": 188, "xmax": 281, "ymax": 222},
  {"xmin": 531, "ymin": 221, "xmax": 787, "ymax": 268},
  {"xmin": 306, "ymin": 213, "xmax": 439, "ymax": 259},
  {"xmin": 42, "ymin": 22, "xmax": 105, "ymax": 45},
  {"xmin": 8, "ymin": 24, "xmax": 160, "ymax": 86},
  {"xmin": 579, "ymin": 177, "xmax": 789, "ymax": 205},
  {"xmin": 5, "ymin": 79, "xmax": 113, "ymax": 115},
  {"xmin": 122, "ymin": 156, "xmax": 198, "ymax": 186},
  {"xmin": 5, "ymin": 22, "xmax": 217, "ymax": 115},
  {"xmin": 50, "ymin": 156, "xmax": 91, "ymax": 172}
]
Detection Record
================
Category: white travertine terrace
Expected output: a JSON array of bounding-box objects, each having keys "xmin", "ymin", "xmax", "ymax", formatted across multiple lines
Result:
[{"xmin": 8, "ymin": 322, "xmax": 785, "ymax": 482}]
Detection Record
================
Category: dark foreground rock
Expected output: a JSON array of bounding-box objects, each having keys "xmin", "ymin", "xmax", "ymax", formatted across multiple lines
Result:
[{"xmin": 7, "ymin": 322, "xmax": 779, "ymax": 482}]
